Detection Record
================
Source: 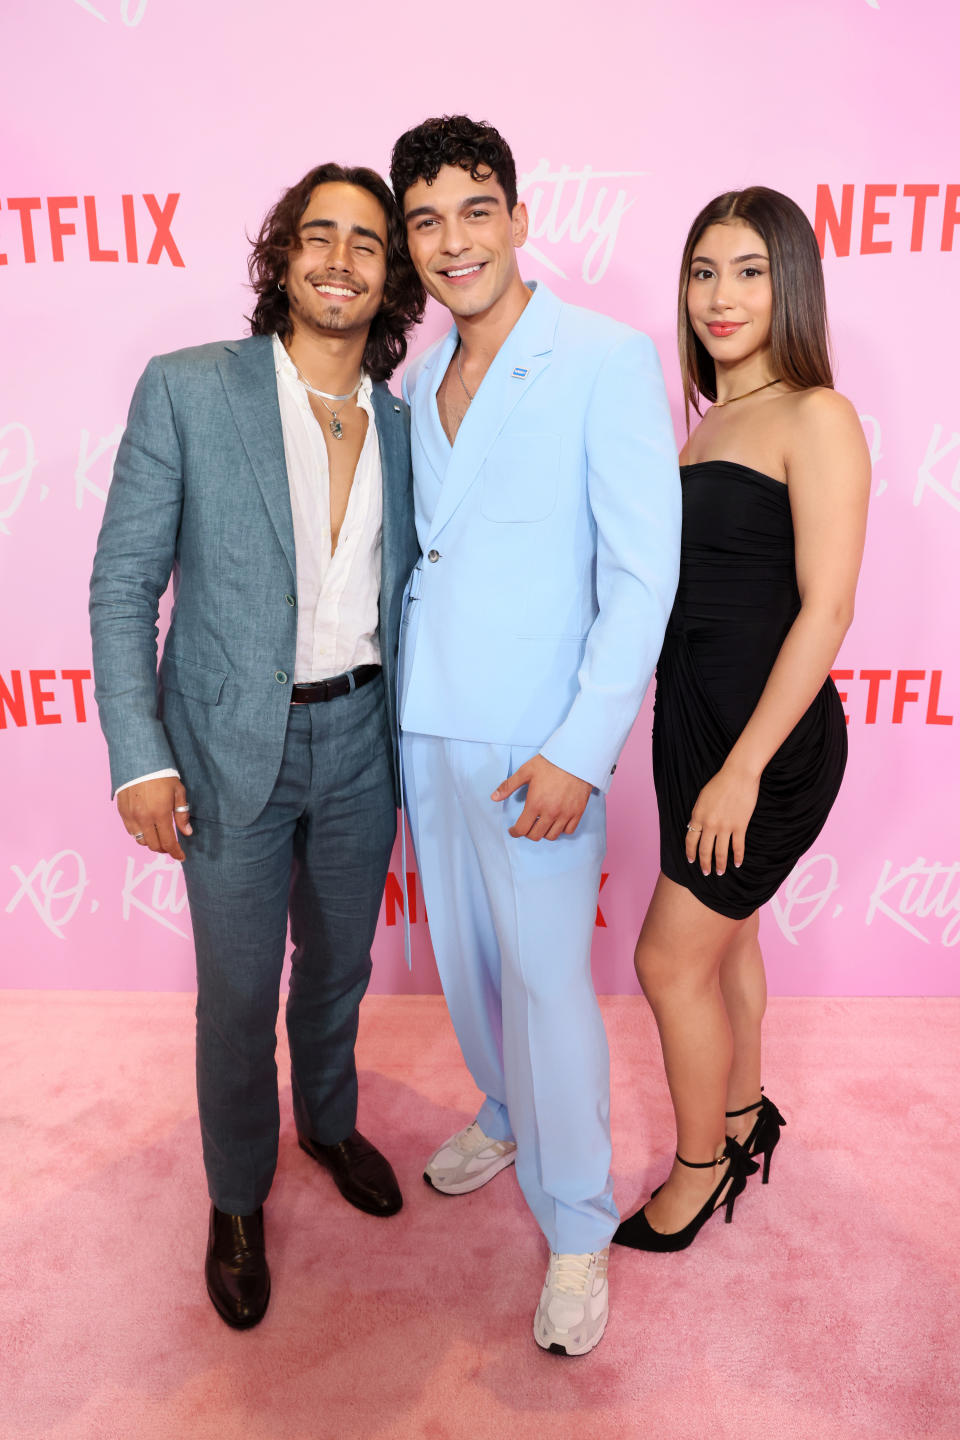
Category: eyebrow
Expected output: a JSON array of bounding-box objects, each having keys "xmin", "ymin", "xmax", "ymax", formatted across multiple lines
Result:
[
  {"xmin": 692, "ymin": 252, "xmax": 768, "ymax": 264},
  {"xmin": 300, "ymin": 218, "xmax": 385, "ymax": 248},
  {"xmin": 404, "ymin": 193, "xmax": 502, "ymax": 222}
]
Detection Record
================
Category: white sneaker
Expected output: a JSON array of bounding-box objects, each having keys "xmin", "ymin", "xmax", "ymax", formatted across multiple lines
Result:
[
  {"xmin": 423, "ymin": 1122, "xmax": 517, "ymax": 1195},
  {"xmin": 533, "ymin": 1248, "xmax": 609, "ymax": 1356}
]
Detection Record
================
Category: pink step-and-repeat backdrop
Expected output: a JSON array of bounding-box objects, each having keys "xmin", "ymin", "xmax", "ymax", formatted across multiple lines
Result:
[{"xmin": 1, "ymin": 1, "xmax": 957, "ymax": 996}]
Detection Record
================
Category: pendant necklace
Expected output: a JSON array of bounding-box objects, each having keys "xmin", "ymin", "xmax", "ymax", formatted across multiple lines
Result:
[
  {"xmin": 713, "ymin": 377, "xmax": 782, "ymax": 408},
  {"xmin": 294, "ymin": 365, "xmax": 362, "ymax": 440}
]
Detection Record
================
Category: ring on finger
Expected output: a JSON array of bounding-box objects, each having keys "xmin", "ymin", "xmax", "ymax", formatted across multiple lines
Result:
[
  {"xmin": 174, "ymin": 805, "xmax": 190, "ymax": 813},
  {"xmin": 686, "ymin": 823, "xmax": 702, "ymax": 833}
]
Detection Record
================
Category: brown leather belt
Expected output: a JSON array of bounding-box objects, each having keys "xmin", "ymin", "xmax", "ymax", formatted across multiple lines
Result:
[{"xmin": 290, "ymin": 664, "xmax": 381, "ymax": 704}]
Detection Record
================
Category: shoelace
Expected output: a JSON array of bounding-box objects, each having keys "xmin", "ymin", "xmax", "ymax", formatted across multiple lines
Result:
[
  {"xmin": 452, "ymin": 1123, "xmax": 488, "ymax": 1154},
  {"xmin": 550, "ymin": 1253, "xmax": 598, "ymax": 1295},
  {"xmin": 452, "ymin": 1123, "xmax": 512, "ymax": 1156}
]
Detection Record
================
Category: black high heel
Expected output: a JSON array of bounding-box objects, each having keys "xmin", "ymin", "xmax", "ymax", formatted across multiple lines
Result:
[
  {"xmin": 726, "ymin": 1090, "xmax": 786, "ymax": 1185},
  {"xmin": 612, "ymin": 1138, "xmax": 759, "ymax": 1253}
]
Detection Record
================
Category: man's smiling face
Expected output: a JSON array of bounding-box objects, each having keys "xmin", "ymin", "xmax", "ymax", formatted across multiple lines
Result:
[
  {"xmin": 283, "ymin": 182, "xmax": 388, "ymax": 340},
  {"xmin": 402, "ymin": 164, "xmax": 528, "ymax": 321}
]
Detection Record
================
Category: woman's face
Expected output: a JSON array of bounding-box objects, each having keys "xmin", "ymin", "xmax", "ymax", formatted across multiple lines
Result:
[{"xmin": 687, "ymin": 221, "xmax": 773, "ymax": 367}]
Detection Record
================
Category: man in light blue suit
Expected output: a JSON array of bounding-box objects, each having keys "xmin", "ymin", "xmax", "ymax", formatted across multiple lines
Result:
[
  {"xmin": 391, "ymin": 117, "xmax": 681, "ymax": 1355},
  {"xmin": 90, "ymin": 165, "xmax": 424, "ymax": 1329}
]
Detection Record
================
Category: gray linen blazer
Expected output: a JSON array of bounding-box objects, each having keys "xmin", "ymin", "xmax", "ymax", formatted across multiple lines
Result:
[{"xmin": 90, "ymin": 335, "xmax": 419, "ymax": 824}]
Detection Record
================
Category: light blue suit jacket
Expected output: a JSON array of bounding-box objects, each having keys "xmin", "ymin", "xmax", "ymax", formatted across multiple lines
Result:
[
  {"xmin": 400, "ymin": 282, "xmax": 681, "ymax": 791},
  {"xmin": 90, "ymin": 335, "xmax": 418, "ymax": 824}
]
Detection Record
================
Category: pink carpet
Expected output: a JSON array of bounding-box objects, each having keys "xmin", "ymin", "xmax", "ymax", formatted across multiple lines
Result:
[{"xmin": 1, "ymin": 993, "xmax": 958, "ymax": 1440}]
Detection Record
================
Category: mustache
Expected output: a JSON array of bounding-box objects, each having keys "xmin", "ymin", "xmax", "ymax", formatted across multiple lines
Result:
[{"xmin": 304, "ymin": 272, "xmax": 366, "ymax": 295}]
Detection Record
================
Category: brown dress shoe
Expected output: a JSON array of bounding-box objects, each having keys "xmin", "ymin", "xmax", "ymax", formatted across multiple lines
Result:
[
  {"xmin": 205, "ymin": 1204, "xmax": 270, "ymax": 1329},
  {"xmin": 298, "ymin": 1129, "xmax": 403, "ymax": 1217}
]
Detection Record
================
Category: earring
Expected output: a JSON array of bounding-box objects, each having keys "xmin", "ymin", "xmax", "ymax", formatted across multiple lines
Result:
[{"xmin": 277, "ymin": 281, "xmax": 286, "ymax": 293}]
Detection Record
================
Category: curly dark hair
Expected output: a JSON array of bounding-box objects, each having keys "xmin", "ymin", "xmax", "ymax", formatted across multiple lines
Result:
[
  {"xmin": 390, "ymin": 115, "xmax": 518, "ymax": 212},
  {"xmin": 246, "ymin": 163, "xmax": 424, "ymax": 382}
]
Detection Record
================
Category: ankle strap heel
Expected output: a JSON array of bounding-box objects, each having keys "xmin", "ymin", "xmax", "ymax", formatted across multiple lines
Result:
[
  {"xmin": 675, "ymin": 1140, "xmax": 759, "ymax": 1224},
  {"xmin": 725, "ymin": 1098, "xmax": 763, "ymax": 1120},
  {"xmin": 612, "ymin": 1139, "xmax": 758, "ymax": 1252},
  {"xmin": 726, "ymin": 1089, "xmax": 787, "ymax": 1185}
]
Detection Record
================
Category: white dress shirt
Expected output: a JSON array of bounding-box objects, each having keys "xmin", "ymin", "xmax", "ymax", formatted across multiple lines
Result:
[
  {"xmin": 117, "ymin": 334, "xmax": 383, "ymax": 794},
  {"xmin": 273, "ymin": 333, "xmax": 382, "ymax": 683}
]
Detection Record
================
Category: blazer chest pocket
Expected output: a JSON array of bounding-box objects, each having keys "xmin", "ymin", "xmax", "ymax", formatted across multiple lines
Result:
[
  {"xmin": 160, "ymin": 653, "xmax": 228, "ymax": 705},
  {"xmin": 480, "ymin": 434, "xmax": 561, "ymax": 522}
]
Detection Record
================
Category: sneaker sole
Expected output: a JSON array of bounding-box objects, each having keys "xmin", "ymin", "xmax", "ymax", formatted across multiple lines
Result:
[
  {"xmin": 422, "ymin": 1150, "xmax": 517, "ymax": 1195},
  {"xmin": 534, "ymin": 1309, "xmax": 608, "ymax": 1358}
]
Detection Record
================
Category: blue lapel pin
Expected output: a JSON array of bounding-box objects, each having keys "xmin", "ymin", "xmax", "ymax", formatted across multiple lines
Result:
[{"xmin": 512, "ymin": 366, "xmax": 528, "ymax": 379}]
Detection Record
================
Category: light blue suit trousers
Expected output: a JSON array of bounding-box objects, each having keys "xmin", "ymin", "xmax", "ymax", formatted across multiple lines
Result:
[
  {"xmin": 399, "ymin": 284, "xmax": 681, "ymax": 1254},
  {"xmin": 402, "ymin": 730, "xmax": 616, "ymax": 1252}
]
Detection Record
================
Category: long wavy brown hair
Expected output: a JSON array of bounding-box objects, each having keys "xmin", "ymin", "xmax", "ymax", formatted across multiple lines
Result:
[
  {"xmin": 247, "ymin": 163, "xmax": 425, "ymax": 382},
  {"xmin": 678, "ymin": 186, "xmax": 834, "ymax": 431}
]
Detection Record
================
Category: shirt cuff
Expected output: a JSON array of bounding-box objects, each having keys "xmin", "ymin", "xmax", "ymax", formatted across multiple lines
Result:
[{"xmin": 116, "ymin": 768, "xmax": 181, "ymax": 794}]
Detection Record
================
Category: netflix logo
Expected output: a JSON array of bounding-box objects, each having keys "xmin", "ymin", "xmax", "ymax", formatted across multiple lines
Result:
[
  {"xmin": 383, "ymin": 871, "xmax": 611, "ymax": 927},
  {"xmin": 830, "ymin": 668, "xmax": 953, "ymax": 726},
  {"xmin": 815, "ymin": 184, "xmax": 960, "ymax": 257},
  {"xmin": 0, "ymin": 194, "xmax": 183, "ymax": 267},
  {"xmin": 0, "ymin": 670, "xmax": 93, "ymax": 728}
]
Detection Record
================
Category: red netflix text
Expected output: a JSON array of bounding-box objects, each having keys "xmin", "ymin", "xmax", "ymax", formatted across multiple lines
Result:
[
  {"xmin": 0, "ymin": 195, "xmax": 184, "ymax": 267},
  {"xmin": 830, "ymin": 669, "xmax": 953, "ymax": 726},
  {"xmin": 0, "ymin": 670, "xmax": 93, "ymax": 728},
  {"xmin": 814, "ymin": 184, "xmax": 960, "ymax": 258},
  {"xmin": 384, "ymin": 871, "xmax": 611, "ymax": 927}
]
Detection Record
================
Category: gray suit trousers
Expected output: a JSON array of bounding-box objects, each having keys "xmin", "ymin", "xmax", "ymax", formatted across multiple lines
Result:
[{"xmin": 183, "ymin": 676, "xmax": 395, "ymax": 1214}]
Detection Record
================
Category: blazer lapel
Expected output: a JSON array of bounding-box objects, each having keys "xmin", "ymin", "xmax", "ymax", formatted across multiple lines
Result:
[
  {"xmin": 426, "ymin": 282, "xmax": 561, "ymax": 544},
  {"xmin": 217, "ymin": 337, "xmax": 296, "ymax": 577},
  {"xmin": 370, "ymin": 383, "xmax": 404, "ymax": 600}
]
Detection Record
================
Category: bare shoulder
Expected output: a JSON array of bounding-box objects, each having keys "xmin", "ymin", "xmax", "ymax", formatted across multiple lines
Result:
[
  {"xmin": 783, "ymin": 387, "xmax": 870, "ymax": 477},
  {"xmin": 785, "ymin": 386, "xmax": 864, "ymax": 442}
]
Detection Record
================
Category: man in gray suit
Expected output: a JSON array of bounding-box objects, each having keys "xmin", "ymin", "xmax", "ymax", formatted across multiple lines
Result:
[{"xmin": 90, "ymin": 164, "xmax": 424, "ymax": 1328}]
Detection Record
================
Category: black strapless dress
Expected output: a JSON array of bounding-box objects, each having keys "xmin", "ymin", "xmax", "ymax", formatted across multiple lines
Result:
[{"xmin": 653, "ymin": 461, "xmax": 847, "ymax": 919}]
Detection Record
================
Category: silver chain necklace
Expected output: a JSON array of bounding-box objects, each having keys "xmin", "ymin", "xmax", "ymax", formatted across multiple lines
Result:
[
  {"xmin": 293, "ymin": 364, "xmax": 362, "ymax": 440},
  {"xmin": 455, "ymin": 341, "xmax": 474, "ymax": 404}
]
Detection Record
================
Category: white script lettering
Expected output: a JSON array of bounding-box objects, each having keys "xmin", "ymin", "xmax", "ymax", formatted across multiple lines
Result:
[
  {"xmin": 518, "ymin": 161, "xmax": 645, "ymax": 284},
  {"xmin": 770, "ymin": 853, "xmax": 840, "ymax": 946},
  {"xmin": 72, "ymin": 0, "xmax": 149, "ymax": 24},
  {"xmin": 6, "ymin": 849, "xmax": 89, "ymax": 939},
  {"xmin": 0, "ymin": 422, "xmax": 36, "ymax": 533},
  {"xmin": 914, "ymin": 424, "xmax": 960, "ymax": 514},
  {"xmin": 122, "ymin": 853, "xmax": 190, "ymax": 938},
  {"xmin": 866, "ymin": 858, "xmax": 960, "ymax": 947},
  {"xmin": 75, "ymin": 424, "xmax": 123, "ymax": 509}
]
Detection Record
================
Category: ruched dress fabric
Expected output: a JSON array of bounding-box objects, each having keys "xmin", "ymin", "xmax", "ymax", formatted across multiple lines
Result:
[{"xmin": 653, "ymin": 461, "xmax": 847, "ymax": 919}]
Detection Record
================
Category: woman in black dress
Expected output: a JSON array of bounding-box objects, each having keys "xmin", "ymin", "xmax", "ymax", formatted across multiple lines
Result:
[{"xmin": 614, "ymin": 188, "xmax": 869, "ymax": 1251}]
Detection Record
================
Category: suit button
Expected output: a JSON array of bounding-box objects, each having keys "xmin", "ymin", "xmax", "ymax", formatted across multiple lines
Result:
[
  {"xmin": 285, "ymin": 594, "xmax": 296, "ymax": 607},
  {"xmin": 427, "ymin": 549, "xmax": 440, "ymax": 563},
  {"xmin": 275, "ymin": 671, "xmax": 288, "ymax": 684}
]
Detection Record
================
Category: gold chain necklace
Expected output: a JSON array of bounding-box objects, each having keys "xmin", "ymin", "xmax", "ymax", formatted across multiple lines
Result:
[{"xmin": 714, "ymin": 378, "xmax": 782, "ymax": 408}]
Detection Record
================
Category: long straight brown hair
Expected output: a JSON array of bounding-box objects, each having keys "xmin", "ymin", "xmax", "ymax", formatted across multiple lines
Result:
[{"xmin": 678, "ymin": 186, "xmax": 833, "ymax": 431}]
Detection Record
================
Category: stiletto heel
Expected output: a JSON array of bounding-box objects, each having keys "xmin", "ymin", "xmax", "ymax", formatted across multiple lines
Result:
[
  {"xmin": 613, "ymin": 1138, "xmax": 758, "ymax": 1252},
  {"xmin": 726, "ymin": 1089, "xmax": 786, "ymax": 1186}
]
